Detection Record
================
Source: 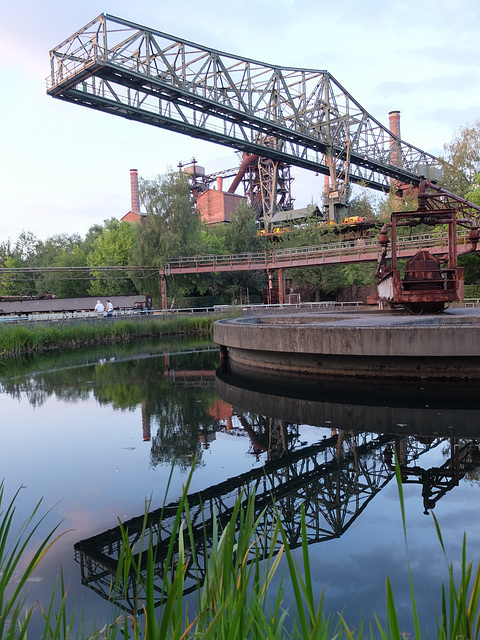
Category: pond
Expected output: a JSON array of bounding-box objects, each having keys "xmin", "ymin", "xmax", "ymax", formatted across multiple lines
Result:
[{"xmin": 1, "ymin": 336, "xmax": 480, "ymax": 637}]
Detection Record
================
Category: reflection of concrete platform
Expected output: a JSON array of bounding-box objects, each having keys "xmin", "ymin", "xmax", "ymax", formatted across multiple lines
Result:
[
  {"xmin": 215, "ymin": 367, "xmax": 480, "ymax": 437},
  {"xmin": 213, "ymin": 308, "xmax": 480, "ymax": 379}
]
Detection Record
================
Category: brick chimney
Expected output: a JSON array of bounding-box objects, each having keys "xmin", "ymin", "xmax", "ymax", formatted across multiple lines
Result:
[
  {"xmin": 130, "ymin": 169, "xmax": 140, "ymax": 213},
  {"xmin": 388, "ymin": 111, "xmax": 402, "ymax": 167}
]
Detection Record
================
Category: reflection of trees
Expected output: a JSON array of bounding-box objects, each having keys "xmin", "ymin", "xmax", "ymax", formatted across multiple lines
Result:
[
  {"xmin": 0, "ymin": 337, "xmax": 214, "ymax": 400},
  {"xmin": 0, "ymin": 341, "xmax": 221, "ymax": 468},
  {"xmin": 149, "ymin": 388, "xmax": 216, "ymax": 470}
]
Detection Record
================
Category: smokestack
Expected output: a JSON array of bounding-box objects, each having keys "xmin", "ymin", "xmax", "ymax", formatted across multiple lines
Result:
[
  {"xmin": 388, "ymin": 111, "xmax": 402, "ymax": 168},
  {"xmin": 389, "ymin": 110, "xmax": 401, "ymax": 138},
  {"xmin": 216, "ymin": 176, "xmax": 223, "ymax": 191},
  {"xmin": 130, "ymin": 169, "xmax": 140, "ymax": 213}
]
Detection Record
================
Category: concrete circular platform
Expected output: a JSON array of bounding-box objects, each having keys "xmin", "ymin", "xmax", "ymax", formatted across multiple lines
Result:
[{"xmin": 213, "ymin": 308, "xmax": 480, "ymax": 380}]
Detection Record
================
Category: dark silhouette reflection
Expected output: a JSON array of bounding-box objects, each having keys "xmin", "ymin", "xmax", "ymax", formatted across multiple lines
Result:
[
  {"xmin": 391, "ymin": 438, "xmax": 480, "ymax": 514},
  {"xmin": 50, "ymin": 348, "xmax": 478, "ymax": 614},
  {"xmin": 74, "ymin": 425, "xmax": 478, "ymax": 614}
]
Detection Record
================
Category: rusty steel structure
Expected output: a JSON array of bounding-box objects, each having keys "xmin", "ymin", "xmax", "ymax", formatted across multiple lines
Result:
[
  {"xmin": 157, "ymin": 228, "xmax": 476, "ymax": 310},
  {"xmin": 220, "ymin": 152, "xmax": 295, "ymax": 227},
  {"xmin": 46, "ymin": 13, "xmax": 441, "ymax": 225},
  {"xmin": 180, "ymin": 154, "xmax": 295, "ymax": 226},
  {"xmin": 376, "ymin": 180, "xmax": 480, "ymax": 312}
]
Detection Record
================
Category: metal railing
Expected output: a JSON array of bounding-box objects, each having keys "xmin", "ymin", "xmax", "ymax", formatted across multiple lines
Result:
[{"xmin": 162, "ymin": 230, "xmax": 472, "ymax": 274}]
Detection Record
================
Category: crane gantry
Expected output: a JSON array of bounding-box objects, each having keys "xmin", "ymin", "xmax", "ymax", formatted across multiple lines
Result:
[{"xmin": 46, "ymin": 13, "xmax": 442, "ymax": 222}]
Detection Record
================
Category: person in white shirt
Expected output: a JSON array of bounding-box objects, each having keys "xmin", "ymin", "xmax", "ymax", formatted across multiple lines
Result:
[
  {"xmin": 105, "ymin": 300, "xmax": 114, "ymax": 317},
  {"xmin": 94, "ymin": 300, "xmax": 105, "ymax": 316}
]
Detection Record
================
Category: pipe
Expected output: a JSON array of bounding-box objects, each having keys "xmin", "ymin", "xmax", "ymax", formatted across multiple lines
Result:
[{"xmin": 227, "ymin": 153, "xmax": 259, "ymax": 194}]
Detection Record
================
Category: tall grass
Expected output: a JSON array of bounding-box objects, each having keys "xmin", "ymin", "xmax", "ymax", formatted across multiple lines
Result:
[
  {"xmin": 0, "ymin": 482, "xmax": 66, "ymax": 639},
  {"xmin": 0, "ymin": 313, "xmax": 234, "ymax": 358},
  {"xmin": 2, "ymin": 457, "xmax": 480, "ymax": 639}
]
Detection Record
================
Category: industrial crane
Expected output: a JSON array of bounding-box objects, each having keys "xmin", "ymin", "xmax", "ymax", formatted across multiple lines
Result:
[{"xmin": 46, "ymin": 13, "xmax": 442, "ymax": 225}]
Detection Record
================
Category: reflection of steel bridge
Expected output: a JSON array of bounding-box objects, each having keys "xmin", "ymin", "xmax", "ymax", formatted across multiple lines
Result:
[{"xmin": 74, "ymin": 430, "xmax": 436, "ymax": 613}]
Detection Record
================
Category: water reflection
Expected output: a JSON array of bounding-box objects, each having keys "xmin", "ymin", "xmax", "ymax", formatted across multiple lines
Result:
[
  {"xmin": 2, "ymin": 342, "xmax": 480, "ymax": 634},
  {"xmin": 0, "ymin": 338, "xmax": 220, "ymax": 469},
  {"xmin": 72, "ymin": 363, "xmax": 480, "ymax": 614}
]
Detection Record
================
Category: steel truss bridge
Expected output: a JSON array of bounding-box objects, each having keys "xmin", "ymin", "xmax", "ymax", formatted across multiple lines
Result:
[
  {"xmin": 74, "ymin": 429, "xmax": 445, "ymax": 614},
  {"xmin": 46, "ymin": 13, "xmax": 441, "ymax": 206}
]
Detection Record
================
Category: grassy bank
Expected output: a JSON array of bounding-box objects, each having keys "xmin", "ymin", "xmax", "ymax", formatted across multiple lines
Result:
[
  {"xmin": 0, "ymin": 313, "xmax": 235, "ymax": 358},
  {"xmin": 2, "ymin": 461, "xmax": 480, "ymax": 639}
]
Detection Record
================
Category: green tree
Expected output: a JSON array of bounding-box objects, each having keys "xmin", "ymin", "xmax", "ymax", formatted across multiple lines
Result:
[
  {"xmin": 136, "ymin": 171, "xmax": 203, "ymax": 260},
  {"xmin": 87, "ymin": 219, "xmax": 137, "ymax": 296},
  {"xmin": 440, "ymin": 120, "xmax": 480, "ymax": 197},
  {"xmin": 210, "ymin": 201, "xmax": 264, "ymax": 304},
  {"xmin": 14, "ymin": 231, "xmax": 39, "ymax": 263},
  {"xmin": 131, "ymin": 171, "xmax": 207, "ymax": 305},
  {"xmin": 289, "ymin": 264, "xmax": 346, "ymax": 301},
  {"xmin": 465, "ymin": 174, "xmax": 480, "ymax": 207},
  {"xmin": 0, "ymin": 255, "xmax": 22, "ymax": 296},
  {"xmin": 51, "ymin": 246, "xmax": 90, "ymax": 298},
  {"xmin": 223, "ymin": 201, "xmax": 262, "ymax": 254},
  {"xmin": 346, "ymin": 185, "xmax": 380, "ymax": 221},
  {"xmin": 33, "ymin": 234, "xmax": 87, "ymax": 297}
]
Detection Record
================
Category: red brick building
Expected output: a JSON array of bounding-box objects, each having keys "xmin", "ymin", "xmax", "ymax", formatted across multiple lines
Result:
[{"xmin": 196, "ymin": 188, "xmax": 246, "ymax": 224}]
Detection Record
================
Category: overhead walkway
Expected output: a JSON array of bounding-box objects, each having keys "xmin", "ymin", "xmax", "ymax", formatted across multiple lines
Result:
[{"xmin": 161, "ymin": 230, "xmax": 474, "ymax": 276}]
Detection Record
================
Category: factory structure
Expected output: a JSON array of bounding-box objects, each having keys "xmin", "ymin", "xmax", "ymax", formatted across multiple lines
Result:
[
  {"xmin": 122, "ymin": 154, "xmax": 312, "ymax": 230},
  {"xmin": 122, "ymin": 111, "xmax": 408, "ymax": 231}
]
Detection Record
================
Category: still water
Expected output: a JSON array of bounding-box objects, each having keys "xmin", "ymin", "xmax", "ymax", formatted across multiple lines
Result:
[{"xmin": 1, "ymin": 337, "xmax": 480, "ymax": 636}]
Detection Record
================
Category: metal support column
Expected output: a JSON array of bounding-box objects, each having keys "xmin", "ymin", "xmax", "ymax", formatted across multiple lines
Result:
[
  {"xmin": 160, "ymin": 274, "xmax": 167, "ymax": 311},
  {"xmin": 267, "ymin": 271, "xmax": 273, "ymax": 305},
  {"xmin": 278, "ymin": 268, "xmax": 284, "ymax": 305}
]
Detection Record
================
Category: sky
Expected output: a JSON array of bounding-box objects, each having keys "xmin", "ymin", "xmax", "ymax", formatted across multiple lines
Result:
[{"xmin": 1, "ymin": 0, "xmax": 479, "ymax": 242}]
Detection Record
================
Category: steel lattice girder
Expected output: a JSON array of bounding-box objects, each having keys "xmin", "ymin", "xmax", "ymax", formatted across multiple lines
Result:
[{"xmin": 47, "ymin": 13, "xmax": 440, "ymax": 192}]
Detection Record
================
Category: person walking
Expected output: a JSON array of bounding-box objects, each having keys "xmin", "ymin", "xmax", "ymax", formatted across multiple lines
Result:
[
  {"xmin": 105, "ymin": 300, "xmax": 114, "ymax": 317},
  {"xmin": 94, "ymin": 300, "xmax": 105, "ymax": 317}
]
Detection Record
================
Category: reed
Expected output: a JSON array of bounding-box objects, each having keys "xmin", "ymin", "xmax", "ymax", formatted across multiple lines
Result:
[
  {"xmin": 2, "ymin": 455, "xmax": 480, "ymax": 639},
  {"xmin": 0, "ymin": 313, "xmax": 235, "ymax": 358},
  {"xmin": 0, "ymin": 482, "xmax": 67, "ymax": 639}
]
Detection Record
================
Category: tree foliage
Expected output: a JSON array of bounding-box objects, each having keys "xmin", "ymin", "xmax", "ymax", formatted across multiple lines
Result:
[
  {"xmin": 131, "ymin": 171, "xmax": 206, "ymax": 304},
  {"xmin": 87, "ymin": 219, "xmax": 137, "ymax": 296},
  {"xmin": 440, "ymin": 120, "xmax": 480, "ymax": 197},
  {"xmin": 465, "ymin": 174, "xmax": 480, "ymax": 208},
  {"xmin": 33, "ymin": 234, "xmax": 88, "ymax": 297},
  {"xmin": 135, "ymin": 171, "xmax": 204, "ymax": 263}
]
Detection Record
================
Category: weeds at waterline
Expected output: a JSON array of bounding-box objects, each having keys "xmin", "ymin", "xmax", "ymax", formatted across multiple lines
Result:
[
  {"xmin": 1, "ymin": 455, "xmax": 480, "ymax": 639},
  {"xmin": 0, "ymin": 313, "xmax": 236, "ymax": 358}
]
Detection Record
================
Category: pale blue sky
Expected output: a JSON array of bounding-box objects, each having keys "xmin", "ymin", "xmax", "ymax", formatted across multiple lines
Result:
[{"xmin": 1, "ymin": 0, "xmax": 478, "ymax": 241}]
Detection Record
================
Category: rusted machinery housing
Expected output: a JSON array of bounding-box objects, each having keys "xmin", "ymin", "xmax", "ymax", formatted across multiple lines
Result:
[{"xmin": 376, "ymin": 180, "xmax": 480, "ymax": 313}]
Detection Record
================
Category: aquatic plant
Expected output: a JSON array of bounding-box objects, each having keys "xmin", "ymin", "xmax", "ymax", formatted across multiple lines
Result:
[
  {"xmin": 0, "ymin": 312, "xmax": 237, "ymax": 358},
  {"xmin": 1, "ymin": 454, "xmax": 480, "ymax": 639},
  {"xmin": 0, "ymin": 482, "xmax": 66, "ymax": 639}
]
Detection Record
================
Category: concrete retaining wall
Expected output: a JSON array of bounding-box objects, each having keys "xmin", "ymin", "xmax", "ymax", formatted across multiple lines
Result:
[{"xmin": 213, "ymin": 309, "xmax": 480, "ymax": 379}]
